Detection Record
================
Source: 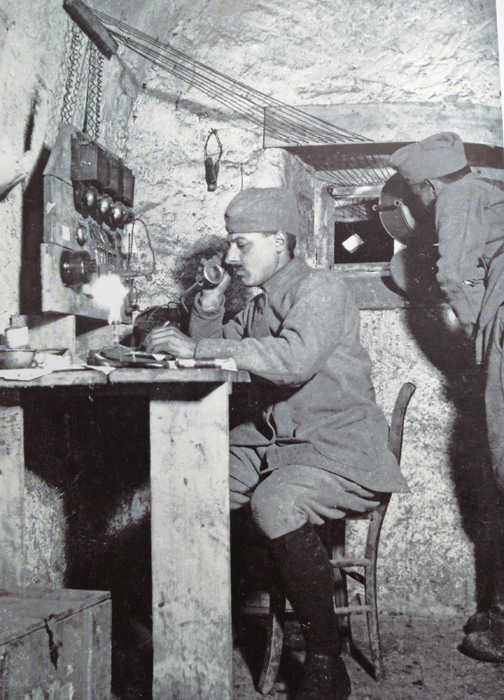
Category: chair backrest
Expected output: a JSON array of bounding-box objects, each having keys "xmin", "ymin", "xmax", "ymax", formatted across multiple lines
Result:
[
  {"xmin": 387, "ymin": 382, "xmax": 416, "ymax": 464},
  {"xmin": 361, "ymin": 382, "xmax": 416, "ymax": 557}
]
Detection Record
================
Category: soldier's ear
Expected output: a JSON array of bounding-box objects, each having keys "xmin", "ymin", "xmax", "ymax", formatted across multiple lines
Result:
[
  {"xmin": 274, "ymin": 230, "xmax": 288, "ymax": 252},
  {"xmin": 424, "ymin": 179, "xmax": 437, "ymax": 195}
]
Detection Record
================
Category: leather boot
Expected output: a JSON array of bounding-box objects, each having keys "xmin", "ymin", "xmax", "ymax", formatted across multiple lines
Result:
[
  {"xmin": 464, "ymin": 606, "xmax": 504, "ymax": 634},
  {"xmin": 294, "ymin": 651, "xmax": 351, "ymax": 700},
  {"xmin": 464, "ymin": 610, "xmax": 492, "ymax": 634},
  {"xmin": 268, "ymin": 523, "xmax": 351, "ymax": 699},
  {"xmin": 462, "ymin": 613, "xmax": 504, "ymax": 662}
]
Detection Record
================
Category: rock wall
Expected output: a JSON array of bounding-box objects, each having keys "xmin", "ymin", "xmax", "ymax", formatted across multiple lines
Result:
[{"xmin": 0, "ymin": 0, "xmax": 502, "ymax": 617}]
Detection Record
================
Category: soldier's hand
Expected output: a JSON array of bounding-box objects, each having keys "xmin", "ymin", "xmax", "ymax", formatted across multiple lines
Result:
[
  {"xmin": 199, "ymin": 254, "xmax": 232, "ymax": 312},
  {"xmin": 145, "ymin": 325, "xmax": 196, "ymax": 358},
  {"xmin": 442, "ymin": 306, "xmax": 474, "ymax": 338}
]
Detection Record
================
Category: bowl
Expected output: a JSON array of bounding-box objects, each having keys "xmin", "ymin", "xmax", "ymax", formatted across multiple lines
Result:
[{"xmin": 0, "ymin": 349, "xmax": 37, "ymax": 369}]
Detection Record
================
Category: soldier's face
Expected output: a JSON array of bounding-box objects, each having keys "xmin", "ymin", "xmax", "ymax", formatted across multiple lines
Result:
[
  {"xmin": 225, "ymin": 232, "xmax": 279, "ymax": 287},
  {"xmin": 410, "ymin": 181, "xmax": 436, "ymax": 209}
]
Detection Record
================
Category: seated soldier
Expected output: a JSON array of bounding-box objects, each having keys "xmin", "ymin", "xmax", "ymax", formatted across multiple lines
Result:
[{"xmin": 146, "ymin": 187, "xmax": 409, "ymax": 700}]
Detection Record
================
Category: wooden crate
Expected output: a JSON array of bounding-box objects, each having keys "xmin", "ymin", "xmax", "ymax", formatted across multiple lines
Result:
[{"xmin": 0, "ymin": 587, "xmax": 111, "ymax": 700}]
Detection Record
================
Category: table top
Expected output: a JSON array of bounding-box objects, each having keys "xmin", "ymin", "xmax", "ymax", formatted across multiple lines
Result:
[{"xmin": 0, "ymin": 367, "xmax": 251, "ymax": 389}]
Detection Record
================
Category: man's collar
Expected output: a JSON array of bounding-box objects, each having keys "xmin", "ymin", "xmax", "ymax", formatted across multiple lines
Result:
[{"xmin": 262, "ymin": 257, "xmax": 307, "ymax": 295}]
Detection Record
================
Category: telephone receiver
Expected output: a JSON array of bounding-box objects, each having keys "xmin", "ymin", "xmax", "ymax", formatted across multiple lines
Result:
[
  {"xmin": 198, "ymin": 259, "xmax": 225, "ymax": 286},
  {"xmin": 179, "ymin": 259, "xmax": 227, "ymax": 312},
  {"xmin": 185, "ymin": 259, "xmax": 227, "ymax": 298}
]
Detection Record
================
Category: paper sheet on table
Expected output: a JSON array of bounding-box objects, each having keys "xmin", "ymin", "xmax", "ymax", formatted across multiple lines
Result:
[
  {"xmin": 84, "ymin": 364, "xmax": 116, "ymax": 376},
  {"xmin": 36, "ymin": 351, "xmax": 120, "ymax": 376},
  {"xmin": 37, "ymin": 351, "xmax": 85, "ymax": 371}
]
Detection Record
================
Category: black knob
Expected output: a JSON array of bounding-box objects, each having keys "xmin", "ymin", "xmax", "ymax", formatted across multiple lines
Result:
[{"xmin": 60, "ymin": 250, "xmax": 97, "ymax": 286}]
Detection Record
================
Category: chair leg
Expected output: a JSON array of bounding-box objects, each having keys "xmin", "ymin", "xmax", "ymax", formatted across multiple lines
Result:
[
  {"xmin": 258, "ymin": 587, "xmax": 286, "ymax": 695},
  {"xmin": 364, "ymin": 501, "xmax": 389, "ymax": 681},
  {"xmin": 365, "ymin": 561, "xmax": 385, "ymax": 680},
  {"xmin": 329, "ymin": 520, "xmax": 352, "ymax": 652}
]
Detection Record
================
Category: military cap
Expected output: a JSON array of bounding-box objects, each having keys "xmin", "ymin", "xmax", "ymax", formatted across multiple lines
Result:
[
  {"xmin": 389, "ymin": 132, "xmax": 468, "ymax": 185},
  {"xmin": 225, "ymin": 187, "xmax": 300, "ymax": 236}
]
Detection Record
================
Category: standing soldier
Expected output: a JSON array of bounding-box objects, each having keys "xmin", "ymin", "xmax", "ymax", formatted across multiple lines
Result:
[{"xmin": 390, "ymin": 132, "xmax": 504, "ymax": 661}]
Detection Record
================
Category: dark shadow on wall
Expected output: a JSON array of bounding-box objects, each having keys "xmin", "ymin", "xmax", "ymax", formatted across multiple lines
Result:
[
  {"xmin": 404, "ymin": 300, "xmax": 502, "ymax": 612},
  {"xmin": 23, "ymin": 389, "xmax": 153, "ymax": 700},
  {"xmin": 20, "ymin": 147, "xmax": 50, "ymax": 315}
]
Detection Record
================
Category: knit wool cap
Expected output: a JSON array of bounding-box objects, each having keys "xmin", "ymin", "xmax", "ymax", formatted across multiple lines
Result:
[
  {"xmin": 389, "ymin": 132, "xmax": 468, "ymax": 185},
  {"xmin": 224, "ymin": 187, "xmax": 300, "ymax": 236}
]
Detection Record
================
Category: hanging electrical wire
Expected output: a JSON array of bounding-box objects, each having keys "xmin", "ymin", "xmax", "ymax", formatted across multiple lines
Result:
[
  {"xmin": 89, "ymin": 8, "xmax": 370, "ymax": 147},
  {"xmin": 318, "ymin": 152, "xmax": 396, "ymax": 188},
  {"xmin": 83, "ymin": 41, "xmax": 104, "ymax": 139},
  {"xmin": 61, "ymin": 22, "xmax": 85, "ymax": 125}
]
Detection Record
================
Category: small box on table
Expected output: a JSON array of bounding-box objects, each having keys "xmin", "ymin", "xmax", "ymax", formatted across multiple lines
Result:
[{"xmin": 0, "ymin": 587, "xmax": 111, "ymax": 699}]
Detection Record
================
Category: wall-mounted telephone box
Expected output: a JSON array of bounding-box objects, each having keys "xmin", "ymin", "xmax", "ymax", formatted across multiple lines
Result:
[{"xmin": 42, "ymin": 124, "xmax": 135, "ymax": 322}]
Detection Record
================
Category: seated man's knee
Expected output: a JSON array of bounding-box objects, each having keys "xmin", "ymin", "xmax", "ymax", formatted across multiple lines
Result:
[
  {"xmin": 250, "ymin": 473, "xmax": 307, "ymax": 539},
  {"xmin": 229, "ymin": 447, "xmax": 262, "ymax": 511}
]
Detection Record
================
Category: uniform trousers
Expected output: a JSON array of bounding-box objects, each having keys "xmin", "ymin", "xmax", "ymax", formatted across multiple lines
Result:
[
  {"xmin": 485, "ymin": 304, "xmax": 504, "ymax": 492},
  {"xmin": 477, "ymin": 303, "xmax": 504, "ymax": 604},
  {"xmin": 230, "ymin": 444, "xmax": 382, "ymax": 539}
]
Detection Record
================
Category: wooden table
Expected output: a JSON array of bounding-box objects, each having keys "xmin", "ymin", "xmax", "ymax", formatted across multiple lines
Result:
[{"xmin": 0, "ymin": 367, "xmax": 249, "ymax": 700}]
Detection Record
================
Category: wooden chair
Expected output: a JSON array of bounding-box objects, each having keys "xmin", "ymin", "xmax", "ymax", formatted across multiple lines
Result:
[{"xmin": 242, "ymin": 382, "xmax": 416, "ymax": 694}]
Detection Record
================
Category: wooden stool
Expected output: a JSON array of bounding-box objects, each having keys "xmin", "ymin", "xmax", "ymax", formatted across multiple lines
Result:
[{"xmin": 242, "ymin": 382, "xmax": 416, "ymax": 694}]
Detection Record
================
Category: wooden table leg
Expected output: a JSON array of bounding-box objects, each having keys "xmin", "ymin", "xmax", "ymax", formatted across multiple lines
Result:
[
  {"xmin": 150, "ymin": 382, "xmax": 232, "ymax": 700},
  {"xmin": 0, "ymin": 400, "xmax": 25, "ymax": 587}
]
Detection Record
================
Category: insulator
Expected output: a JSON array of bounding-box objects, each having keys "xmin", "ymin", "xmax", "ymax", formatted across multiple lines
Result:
[
  {"xmin": 111, "ymin": 201, "xmax": 126, "ymax": 224},
  {"xmin": 123, "ymin": 207, "xmax": 135, "ymax": 224},
  {"xmin": 98, "ymin": 194, "xmax": 113, "ymax": 215},
  {"xmin": 84, "ymin": 185, "xmax": 99, "ymax": 209}
]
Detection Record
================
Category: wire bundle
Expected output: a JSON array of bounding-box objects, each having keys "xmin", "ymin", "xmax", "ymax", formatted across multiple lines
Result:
[
  {"xmin": 92, "ymin": 9, "xmax": 369, "ymax": 147},
  {"xmin": 318, "ymin": 153, "xmax": 395, "ymax": 187}
]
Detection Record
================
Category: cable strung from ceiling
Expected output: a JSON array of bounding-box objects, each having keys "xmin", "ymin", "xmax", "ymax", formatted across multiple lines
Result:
[
  {"xmin": 318, "ymin": 153, "xmax": 395, "ymax": 187},
  {"xmin": 91, "ymin": 8, "xmax": 370, "ymax": 147}
]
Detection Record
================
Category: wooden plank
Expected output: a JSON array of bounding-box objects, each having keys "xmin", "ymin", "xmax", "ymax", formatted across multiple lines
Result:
[
  {"xmin": 150, "ymin": 382, "xmax": 232, "ymax": 700},
  {"xmin": 63, "ymin": 0, "xmax": 118, "ymax": 59},
  {"xmin": 0, "ymin": 590, "xmax": 112, "ymax": 699},
  {"xmin": 0, "ymin": 405, "xmax": 25, "ymax": 586},
  {"xmin": 311, "ymin": 180, "xmax": 335, "ymax": 268},
  {"xmin": 0, "ymin": 588, "xmax": 110, "ymax": 644},
  {"xmin": 0, "ymin": 369, "xmax": 107, "ymax": 388},
  {"xmin": 90, "ymin": 600, "xmax": 112, "ymax": 700},
  {"xmin": 333, "ymin": 262, "xmax": 409, "ymax": 310},
  {"xmin": 0, "ymin": 368, "xmax": 249, "ymax": 389},
  {"xmin": 109, "ymin": 367, "xmax": 250, "ymax": 384}
]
